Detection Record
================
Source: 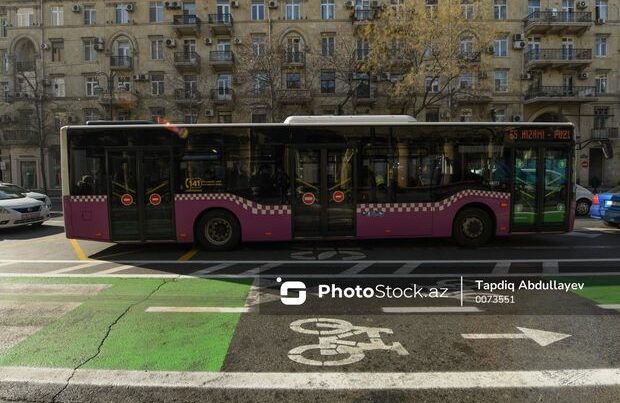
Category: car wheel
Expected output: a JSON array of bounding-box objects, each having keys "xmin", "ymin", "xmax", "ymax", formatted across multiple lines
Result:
[
  {"xmin": 453, "ymin": 208, "xmax": 494, "ymax": 247},
  {"xmin": 196, "ymin": 210, "xmax": 240, "ymax": 251},
  {"xmin": 576, "ymin": 199, "xmax": 591, "ymax": 216}
]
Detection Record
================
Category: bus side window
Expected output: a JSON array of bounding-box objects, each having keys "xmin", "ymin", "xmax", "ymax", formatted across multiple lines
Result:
[{"xmin": 359, "ymin": 146, "xmax": 391, "ymax": 203}]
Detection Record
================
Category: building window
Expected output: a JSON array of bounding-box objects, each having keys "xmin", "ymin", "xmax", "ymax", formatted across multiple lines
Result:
[
  {"xmin": 425, "ymin": 0, "xmax": 438, "ymax": 17},
  {"xmin": 425, "ymin": 110, "xmax": 439, "ymax": 122},
  {"xmin": 494, "ymin": 35, "xmax": 508, "ymax": 57},
  {"xmin": 356, "ymin": 39, "xmax": 369, "ymax": 61},
  {"xmin": 595, "ymin": 0, "xmax": 608, "ymax": 21},
  {"xmin": 595, "ymin": 35, "xmax": 607, "ymax": 57},
  {"xmin": 286, "ymin": 72, "xmax": 301, "ymax": 89},
  {"xmin": 459, "ymin": 73, "xmax": 475, "ymax": 90},
  {"xmin": 252, "ymin": 113, "xmax": 267, "ymax": 123},
  {"xmin": 252, "ymin": 0, "xmax": 265, "ymax": 21},
  {"xmin": 83, "ymin": 39, "xmax": 96, "ymax": 62},
  {"xmin": 85, "ymin": 76, "xmax": 99, "ymax": 96},
  {"xmin": 460, "ymin": 109, "xmax": 473, "ymax": 122},
  {"xmin": 321, "ymin": 0, "xmax": 335, "ymax": 20},
  {"xmin": 253, "ymin": 72, "xmax": 268, "ymax": 93},
  {"xmin": 286, "ymin": 0, "xmax": 301, "ymax": 20},
  {"xmin": 322, "ymin": 35, "xmax": 335, "ymax": 57},
  {"xmin": 84, "ymin": 108, "xmax": 100, "ymax": 122},
  {"xmin": 150, "ymin": 107, "xmax": 165, "ymax": 122},
  {"xmin": 493, "ymin": 0, "xmax": 506, "ymax": 20},
  {"xmin": 593, "ymin": 106, "xmax": 610, "ymax": 129},
  {"xmin": 51, "ymin": 40, "xmax": 64, "ymax": 62},
  {"xmin": 150, "ymin": 2, "xmax": 164, "ymax": 22},
  {"xmin": 118, "ymin": 110, "xmax": 131, "ymax": 121},
  {"xmin": 321, "ymin": 71, "xmax": 336, "ymax": 93},
  {"xmin": 528, "ymin": 0, "xmax": 540, "ymax": 15},
  {"xmin": 115, "ymin": 4, "xmax": 130, "ymax": 24},
  {"xmin": 493, "ymin": 108, "xmax": 506, "ymax": 122},
  {"xmin": 117, "ymin": 76, "xmax": 131, "ymax": 92},
  {"xmin": 151, "ymin": 38, "xmax": 164, "ymax": 60},
  {"xmin": 0, "ymin": 52, "xmax": 7, "ymax": 74},
  {"xmin": 50, "ymin": 6, "xmax": 64, "ymax": 26},
  {"xmin": 461, "ymin": 0, "xmax": 474, "ymax": 19},
  {"xmin": 52, "ymin": 77, "xmax": 65, "ymax": 98},
  {"xmin": 459, "ymin": 36, "xmax": 474, "ymax": 56},
  {"xmin": 494, "ymin": 70, "xmax": 508, "ymax": 92},
  {"xmin": 0, "ymin": 16, "xmax": 7, "ymax": 37},
  {"xmin": 184, "ymin": 114, "xmax": 198, "ymax": 124},
  {"xmin": 252, "ymin": 35, "xmax": 266, "ymax": 56},
  {"xmin": 150, "ymin": 73, "xmax": 165, "ymax": 95},
  {"xmin": 17, "ymin": 8, "xmax": 34, "ymax": 27},
  {"xmin": 595, "ymin": 73, "xmax": 608, "ymax": 95},
  {"xmin": 84, "ymin": 5, "xmax": 96, "ymax": 25},
  {"xmin": 425, "ymin": 77, "xmax": 439, "ymax": 93},
  {"xmin": 218, "ymin": 113, "xmax": 232, "ymax": 123}
]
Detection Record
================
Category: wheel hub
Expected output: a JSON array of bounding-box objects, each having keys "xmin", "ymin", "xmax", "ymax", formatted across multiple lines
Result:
[
  {"xmin": 205, "ymin": 218, "xmax": 232, "ymax": 246},
  {"xmin": 462, "ymin": 216, "xmax": 484, "ymax": 239}
]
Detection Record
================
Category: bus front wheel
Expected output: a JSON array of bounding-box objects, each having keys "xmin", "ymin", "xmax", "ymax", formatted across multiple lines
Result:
[
  {"xmin": 196, "ymin": 210, "xmax": 240, "ymax": 251},
  {"xmin": 453, "ymin": 208, "xmax": 493, "ymax": 247}
]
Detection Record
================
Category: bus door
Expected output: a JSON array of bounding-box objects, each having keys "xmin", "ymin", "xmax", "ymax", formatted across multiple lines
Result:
[
  {"xmin": 512, "ymin": 144, "xmax": 571, "ymax": 231},
  {"xmin": 106, "ymin": 149, "xmax": 175, "ymax": 241},
  {"xmin": 293, "ymin": 147, "xmax": 356, "ymax": 238}
]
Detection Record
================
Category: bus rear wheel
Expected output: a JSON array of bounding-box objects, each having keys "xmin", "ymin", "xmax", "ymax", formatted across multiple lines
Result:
[
  {"xmin": 196, "ymin": 210, "xmax": 240, "ymax": 251},
  {"xmin": 453, "ymin": 208, "xmax": 493, "ymax": 247}
]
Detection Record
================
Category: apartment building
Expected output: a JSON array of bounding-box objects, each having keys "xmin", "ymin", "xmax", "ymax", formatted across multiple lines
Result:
[{"xmin": 0, "ymin": 0, "xmax": 618, "ymax": 193}]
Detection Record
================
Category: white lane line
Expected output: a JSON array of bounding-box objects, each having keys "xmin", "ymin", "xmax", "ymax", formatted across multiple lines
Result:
[
  {"xmin": 382, "ymin": 307, "xmax": 482, "ymax": 313},
  {"xmin": 598, "ymin": 304, "xmax": 620, "ymax": 310},
  {"xmin": 1, "ymin": 367, "xmax": 619, "ymax": 389},
  {"xmin": 0, "ymin": 284, "xmax": 109, "ymax": 296},
  {"xmin": 0, "ymin": 262, "xmax": 16, "ymax": 268},
  {"xmin": 563, "ymin": 232, "xmax": 601, "ymax": 239},
  {"xmin": 146, "ymin": 306, "xmax": 251, "ymax": 313},
  {"xmin": 93, "ymin": 265, "xmax": 136, "ymax": 275},
  {"xmin": 492, "ymin": 261, "xmax": 511, "ymax": 274},
  {"xmin": 542, "ymin": 261, "xmax": 559, "ymax": 274},
  {"xmin": 340, "ymin": 262, "xmax": 373, "ymax": 275},
  {"xmin": 46, "ymin": 262, "xmax": 103, "ymax": 275},
  {"xmin": 584, "ymin": 227, "xmax": 620, "ymax": 232},
  {"xmin": 192, "ymin": 263, "xmax": 234, "ymax": 275},
  {"xmin": 394, "ymin": 263, "xmax": 421, "ymax": 275},
  {"xmin": 241, "ymin": 263, "xmax": 281, "ymax": 276}
]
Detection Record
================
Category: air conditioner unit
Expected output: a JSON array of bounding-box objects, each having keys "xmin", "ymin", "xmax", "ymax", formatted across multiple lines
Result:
[
  {"xmin": 126, "ymin": 4, "xmax": 135, "ymax": 12},
  {"xmin": 94, "ymin": 43, "xmax": 105, "ymax": 51},
  {"xmin": 231, "ymin": 0, "xmax": 240, "ymax": 8},
  {"xmin": 521, "ymin": 72, "xmax": 533, "ymax": 80},
  {"xmin": 133, "ymin": 74, "xmax": 147, "ymax": 81},
  {"xmin": 595, "ymin": 18, "xmax": 605, "ymax": 24},
  {"xmin": 72, "ymin": 4, "xmax": 81, "ymax": 13},
  {"xmin": 205, "ymin": 38, "xmax": 213, "ymax": 45},
  {"xmin": 487, "ymin": 46, "xmax": 495, "ymax": 54},
  {"xmin": 118, "ymin": 83, "xmax": 130, "ymax": 91},
  {"xmin": 512, "ymin": 114, "xmax": 522, "ymax": 122},
  {"xmin": 345, "ymin": 0, "xmax": 354, "ymax": 8},
  {"xmin": 268, "ymin": 1, "xmax": 279, "ymax": 9},
  {"xmin": 371, "ymin": 0, "xmax": 380, "ymax": 8},
  {"xmin": 579, "ymin": 72, "xmax": 589, "ymax": 80},
  {"xmin": 513, "ymin": 41, "xmax": 526, "ymax": 50},
  {"xmin": 205, "ymin": 109, "xmax": 215, "ymax": 117},
  {"xmin": 171, "ymin": 1, "xmax": 180, "ymax": 8},
  {"xmin": 577, "ymin": 1, "xmax": 587, "ymax": 9},
  {"xmin": 40, "ymin": 43, "xmax": 49, "ymax": 50},
  {"xmin": 95, "ymin": 37, "xmax": 104, "ymax": 44},
  {"xmin": 513, "ymin": 33, "xmax": 524, "ymax": 42},
  {"xmin": 233, "ymin": 37, "xmax": 242, "ymax": 45},
  {"xmin": 165, "ymin": 38, "xmax": 176, "ymax": 47},
  {"xmin": 164, "ymin": 1, "xmax": 172, "ymax": 8}
]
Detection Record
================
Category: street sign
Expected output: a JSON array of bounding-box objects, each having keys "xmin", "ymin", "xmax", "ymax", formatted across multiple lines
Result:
[
  {"xmin": 121, "ymin": 193, "xmax": 133, "ymax": 206},
  {"xmin": 332, "ymin": 191, "xmax": 345, "ymax": 203},
  {"xmin": 461, "ymin": 327, "xmax": 571, "ymax": 346},
  {"xmin": 302, "ymin": 192, "xmax": 315, "ymax": 205},
  {"xmin": 149, "ymin": 193, "xmax": 161, "ymax": 206}
]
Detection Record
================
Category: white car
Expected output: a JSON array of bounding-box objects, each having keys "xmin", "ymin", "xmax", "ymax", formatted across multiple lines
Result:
[
  {"xmin": 0, "ymin": 184, "xmax": 50, "ymax": 228},
  {"xmin": 576, "ymin": 184, "xmax": 594, "ymax": 216}
]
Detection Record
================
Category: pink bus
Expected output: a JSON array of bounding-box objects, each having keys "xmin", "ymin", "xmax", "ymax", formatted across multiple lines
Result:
[{"xmin": 61, "ymin": 116, "xmax": 575, "ymax": 249}]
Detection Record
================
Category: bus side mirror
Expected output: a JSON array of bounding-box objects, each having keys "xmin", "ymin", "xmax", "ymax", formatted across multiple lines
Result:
[{"xmin": 601, "ymin": 140, "xmax": 614, "ymax": 160}]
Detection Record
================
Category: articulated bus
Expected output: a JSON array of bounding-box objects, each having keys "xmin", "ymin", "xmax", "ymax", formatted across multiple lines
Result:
[{"xmin": 60, "ymin": 116, "xmax": 575, "ymax": 249}]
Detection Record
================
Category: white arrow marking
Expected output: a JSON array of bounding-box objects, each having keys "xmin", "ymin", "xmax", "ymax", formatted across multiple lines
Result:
[{"xmin": 461, "ymin": 327, "xmax": 571, "ymax": 346}]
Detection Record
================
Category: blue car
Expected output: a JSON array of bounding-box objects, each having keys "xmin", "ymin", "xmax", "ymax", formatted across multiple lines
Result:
[
  {"xmin": 591, "ymin": 185, "xmax": 620, "ymax": 220},
  {"xmin": 602, "ymin": 194, "xmax": 620, "ymax": 227}
]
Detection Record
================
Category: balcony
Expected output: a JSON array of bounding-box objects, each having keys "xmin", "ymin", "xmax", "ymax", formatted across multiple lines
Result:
[
  {"xmin": 174, "ymin": 52, "xmax": 201, "ymax": 71},
  {"xmin": 209, "ymin": 51, "xmax": 234, "ymax": 70},
  {"xmin": 210, "ymin": 88, "xmax": 234, "ymax": 104},
  {"xmin": 591, "ymin": 127, "xmax": 619, "ymax": 140},
  {"xmin": 457, "ymin": 51, "xmax": 481, "ymax": 64},
  {"xmin": 110, "ymin": 56, "xmax": 133, "ymax": 70},
  {"xmin": 524, "ymin": 85, "xmax": 597, "ymax": 104},
  {"xmin": 174, "ymin": 89, "xmax": 203, "ymax": 104},
  {"xmin": 15, "ymin": 61, "xmax": 35, "ymax": 72},
  {"xmin": 99, "ymin": 90, "xmax": 138, "ymax": 107},
  {"xmin": 524, "ymin": 10, "xmax": 592, "ymax": 35},
  {"xmin": 1, "ymin": 129, "xmax": 38, "ymax": 145},
  {"xmin": 282, "ymin": 51, "xmax": 305, "ymax": 66},
  {"xmin": 208, "ymin": 14, "xmax": 233, "ymax": 35},
  {"xmin": 524, "ymin": 48, "xmax": 592, "ymax": 70},
  {"xmin": 277, "ymin": 89, "xmax": 311, "ymax": 104},
  {"xmin": 173, "ymin": 14, "xmax": 201, "ymax": 35}
]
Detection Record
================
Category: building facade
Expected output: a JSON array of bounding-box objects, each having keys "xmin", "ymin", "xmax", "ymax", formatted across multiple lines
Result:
[{"xmin": 0, "ymin": 0, "xmax": 619, "ymax": 193}]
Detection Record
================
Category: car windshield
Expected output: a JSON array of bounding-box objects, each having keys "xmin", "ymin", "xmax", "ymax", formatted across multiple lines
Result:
[
  {"xmin": 1, "ymin": 184, "xmax": 28, "ymax": 194},
  {"xmin": 0, "ymin": 186, "xmax": 26, "ymax": 200}
]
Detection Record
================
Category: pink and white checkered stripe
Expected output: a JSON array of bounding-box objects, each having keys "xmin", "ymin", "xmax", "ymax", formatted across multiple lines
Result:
[
  {"xmin": 69, "ymin": 195, "xmax": 107, "ymax": 203},
  {"xmin": 175, "ymin": 193, "xmax": 291, "ymax": 215},
  {"xmin": 357, "ymin": 190, "xmax": 510, "ymax": 214}
]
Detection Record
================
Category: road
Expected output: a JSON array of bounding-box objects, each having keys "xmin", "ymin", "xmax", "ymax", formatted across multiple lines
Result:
[{"xmin": 0, "ymin": 217, "xmax": 618, "ymax": 402}]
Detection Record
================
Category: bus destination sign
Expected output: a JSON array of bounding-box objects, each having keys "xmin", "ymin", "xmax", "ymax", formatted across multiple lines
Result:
[{"xmin": 508, "ymin": 128, "xmax": 571, "ymax": 142}]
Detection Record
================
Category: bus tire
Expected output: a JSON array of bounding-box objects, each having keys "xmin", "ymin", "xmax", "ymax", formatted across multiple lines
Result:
[
  {"xmin": 196, "ymin": 210, "xmax": 240, "ymax": 251},
  {"xmin": 453, "ymin": 207, "xmax": 493, "ymax": 247}
]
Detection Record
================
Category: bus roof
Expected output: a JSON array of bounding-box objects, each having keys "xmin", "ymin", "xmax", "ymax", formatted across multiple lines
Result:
[{"xmin": 283, "ymin": 115, "xmax": 417, "ymax": 124}]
